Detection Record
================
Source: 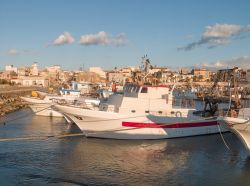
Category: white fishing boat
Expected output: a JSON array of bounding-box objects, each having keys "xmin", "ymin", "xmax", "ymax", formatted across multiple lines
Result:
[
  {"xmin": 55, "ymin": 84, "xmax": 228, "ymax": 139},
  {"xmin": 216, "ymin": 67, "xmax": 250, "ymax": 155},
  {"xmin": 218, "ymin": 108, "xmax": 250, "ymax": 156},
  {"xmin": 21, "ymin": 89, "xmax": 100, "ymax": 117},
  {"xmin": 20, "ymin": 93, "xmax": 71, "ymax": 117}
]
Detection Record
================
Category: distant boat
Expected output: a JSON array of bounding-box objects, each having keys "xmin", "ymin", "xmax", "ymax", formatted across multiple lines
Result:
[
  {"xmin": 20, "ymin": 92, "xmax": 76, "ymax": 117},
  {"xmin": 55, "ymin": 84, "xmax": 228, "ymax": 139},
  {"xmin": 21, "ymin": 89, "xmax": 100, "ymax": 117}
]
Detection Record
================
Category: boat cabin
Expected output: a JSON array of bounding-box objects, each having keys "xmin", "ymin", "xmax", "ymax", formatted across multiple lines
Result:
[
  {"xmin": 100, "ymin": 84, "xmax": 176, "ymax": 115},
  {"xmin": 123, "ymin": 84, "xmax": 170, "ymax": 99}
]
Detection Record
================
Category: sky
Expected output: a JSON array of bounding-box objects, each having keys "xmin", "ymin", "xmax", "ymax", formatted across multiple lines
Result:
[{"xmin": 0, "ymin": 0, "xmax": 250, "ymax": 71}]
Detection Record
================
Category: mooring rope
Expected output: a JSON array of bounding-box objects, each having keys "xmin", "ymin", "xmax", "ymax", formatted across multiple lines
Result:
[
  {"xmin": 217, "ymin": 124, "xmax": 230, "ymax": 150},
  {"xmin": 0, "ymin": 103, "xmax": 56, "ymax": 125},
  {"xmin": 0, "ymin": 132, "xmax": 85, "ymax": 142}
]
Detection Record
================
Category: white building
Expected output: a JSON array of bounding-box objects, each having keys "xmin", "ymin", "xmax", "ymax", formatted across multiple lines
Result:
[
  {"xmin": 89, "ymin": 67, "xmax": 106, "ymax": 78},
  {"xmin": 11, "ymin": 76, "xmax": 49, "ymax": 87},
  {"xmin": 5, "ymin": 65, "xmax": 17, "ymax": 73},
  {"xmin": 46, "ymin": 65, "xmax": 61, "ymax": 73},
  {"xmin": 108, "ymin": 72, "xmax": 124, "ymax": 84},
  {"xmin": 149, "ymin": 67, "xmax": 170, "ymax": 74},
  {"xmin": 17, "ymin": 67, "xmax": 27, "ymax": 76},
  {"xmin": 31, "ymin": 63, "xmax": 39, "ymax": 76}
]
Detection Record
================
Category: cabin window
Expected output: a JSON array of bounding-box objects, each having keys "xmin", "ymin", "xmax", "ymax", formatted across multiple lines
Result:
[
  {"xmin": 145, "ymin": 110, "xmax": 149, "ymax": 113},
  {"xmin": 135, "ymin": 86, "xmax": 140, "ymax": 93},
  {"xmin": 131, "ymin": 110, "xmax": 136, "ymax": 113},
  {"xmin": 128, "ymin": 87, "xmax": 132, "ymax": 93},
  {"xmin": 131, "ymin": 86, "xmax": 135, "ymax": 92},
  {"xmin": 141, "ymin": 87, "xmax": 148, "ymax": 93}
]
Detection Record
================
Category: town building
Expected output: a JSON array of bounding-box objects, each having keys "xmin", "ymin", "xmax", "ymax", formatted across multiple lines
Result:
[
  {"xmin": 246, "ymin": 69, "xmax": 250, "ymax": 82},
  {"xmin": 191, "ymin": 69, "xmax": 211, "ymax": 82},
  {"xmin": 5, "ymin": 65, "xmax": 18, "ymax": 73},
  {"xmin": 30, "ymin": 63, "xmax": 39, "ymax": 76},
  {"xmin": 46, "ymin": 65, "xmax": 61, "ymax": 73},
  {"xmin": 74, "ymin": 71, "xmax": 104, "ymax": 84},
  {"xmin": 17, "ymin": 67, "xmax": 29, "ymax": 76},
  {"xmin": 107, "ymin": 71, "xmax": 125, "ymax": 85},
  {"xmin": 89, "ymin": 67, "xmax": 106, "ymax": 79},
  {"xmin": 0, "ymin": 71, "xmax": 17, "ymax": 81},
  {"xmin": 11, "ymin": 76, "xmax": 49, "ymax": 87}
]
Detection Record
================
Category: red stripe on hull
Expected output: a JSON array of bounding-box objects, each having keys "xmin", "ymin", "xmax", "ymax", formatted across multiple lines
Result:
[{"xmin": 122, "ymin": 121, "xmax": 218, "ymax": 128}]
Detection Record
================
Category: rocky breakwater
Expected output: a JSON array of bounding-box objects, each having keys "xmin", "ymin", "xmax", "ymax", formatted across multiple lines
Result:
[
  {"xmin": 0, "ymin": 85, "xmax": 39, "ymax": 117},
  {"xmin": 0, "ymin": 95, "xmax": 27, "ymax": 116}
]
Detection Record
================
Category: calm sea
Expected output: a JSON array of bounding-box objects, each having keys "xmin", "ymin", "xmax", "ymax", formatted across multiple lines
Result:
[{"xmin": 0, "ymin": 108, "xmax": 250, "ymax": 185}]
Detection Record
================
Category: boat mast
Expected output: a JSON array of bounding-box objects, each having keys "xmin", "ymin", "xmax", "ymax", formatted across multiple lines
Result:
[
  {"xmin": 140, "ymin": 55, "xmax": 152, "ymax": 85},
  {"xmin": 231, "ymin": 67, "xmax": 241, "ymax": 110}
]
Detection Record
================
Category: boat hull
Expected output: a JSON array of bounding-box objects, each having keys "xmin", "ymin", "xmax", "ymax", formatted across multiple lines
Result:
[
  {"xmin": 55, "ymin": 105, "xmax": 228, "ymax": 139},
  {"xmin": 67, "ymin": 114, "xmax": 228, "ymax": 139},
  {"xmin": 29, "ymin": 103, "xmax": 63, "ymax": 117},
  {"xmin": 218, "ymin": 116, "xmax": 250, "ymax": 156},
  {"xmin": 21, "ymin": 96, "xmax": 63, "ymax": 117}
]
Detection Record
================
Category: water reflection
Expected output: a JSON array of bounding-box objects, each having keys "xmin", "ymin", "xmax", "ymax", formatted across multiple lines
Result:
[
  {"xmin": 51, "ymin": 132, "xmax": 249, "ymax": 185},
  {"xmin": 45, "ymin": 138, "xmax": 190, "ymax": 185},
  {"xmin": 0, "ymin": 108, "xmax": 67, "ymax": 138},
  {"xmin": 24, "ymin": 114, "xmax": 67, "ymax": 136},
  {"xmin": 1, "ymin": 109, "xmax": 250, "ymax": 185}
]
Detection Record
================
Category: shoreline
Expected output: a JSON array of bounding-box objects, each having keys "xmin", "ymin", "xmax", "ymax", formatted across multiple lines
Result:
[
  {"xmin": 0, "ymin": 95, "xmax": 28, "ymax": 117},
  {"xmin": 0, "ymin": 86, "xmax": 39, "ymax": 117}
]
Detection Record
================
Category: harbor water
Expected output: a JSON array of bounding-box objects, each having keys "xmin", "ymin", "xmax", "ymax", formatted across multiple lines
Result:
[{"xmin": 1, "ymin": 108, "xmax": 250, "ymax": 185}]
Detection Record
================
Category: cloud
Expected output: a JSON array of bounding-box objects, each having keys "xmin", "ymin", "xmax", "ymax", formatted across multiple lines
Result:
[
  {"xmin": 79, "ymin": 31, "xmax": 109, "ymax": 45},
  {"xmin": 79, "ymin": 31, "xmax": 126, "ymax": 46},
  {"xmin": 6, "ymin": 48, "xmax": 38, "ymax": 56},
  {"xmin": 170, "ymin": 56, "xmax": 250, "ymax": 72},
  {"xmin": 113, "ymin": 33, "xmax": 126, "ymax": 46},
  {"xmin": 220, "ymin": 56, "xmax": 250, "ymax": 69},
  {"xmin": 7, "ymin": 48, "xmax": 19, "ymax": 56},
  {"xmin": 196, "ymin": 56, "xmax": 250, "ymax": 70},
  {"xmin": 49, "ymin": 32, "xmax": 75, "ymax": 46},
  {"xmin": 179, "ymin": 24, "xmax": 250, "ymax": 51}
]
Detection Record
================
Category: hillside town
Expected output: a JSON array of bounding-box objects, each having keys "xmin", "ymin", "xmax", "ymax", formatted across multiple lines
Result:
[
  {"xmin": 0, "ymin": 57, "xmax": 250, "ymax": 118},
  {"xmin": 1, "ymin": 59, "xmax": 250, "ymax": 89}
]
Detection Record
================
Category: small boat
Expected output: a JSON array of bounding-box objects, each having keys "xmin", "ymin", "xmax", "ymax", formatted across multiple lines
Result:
[{"xmin": 55, "ymin": 84, "xmax": 228, "ymax": 139}]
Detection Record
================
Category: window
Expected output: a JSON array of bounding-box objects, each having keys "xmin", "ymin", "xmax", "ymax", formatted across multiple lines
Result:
[{"xmin": 141, "ymin": 87, "xmax": 148, "ymax": 93}]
